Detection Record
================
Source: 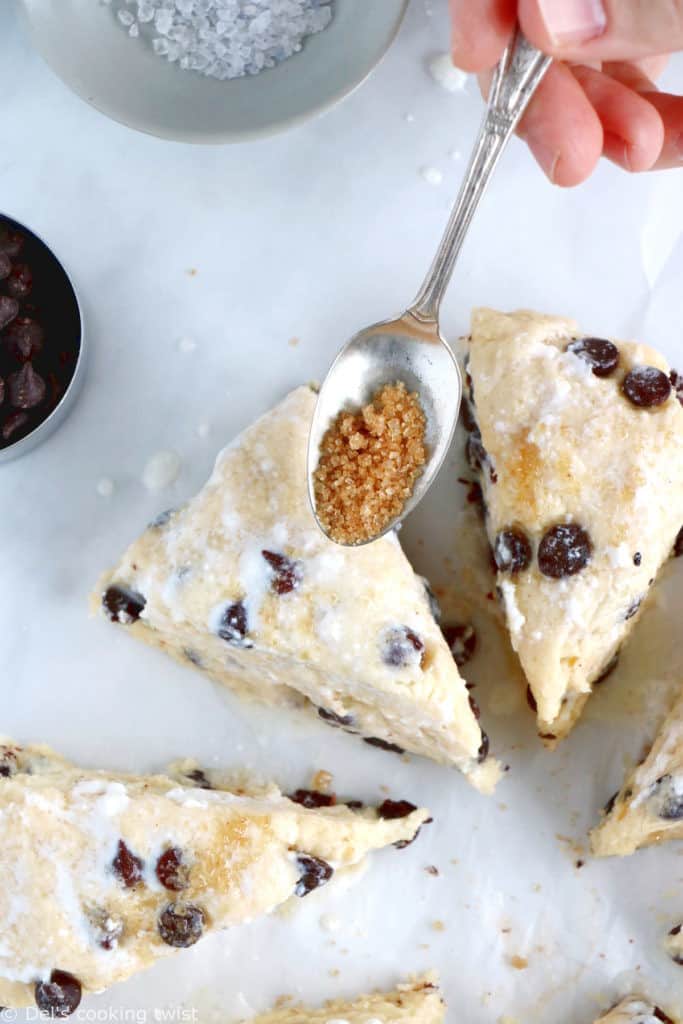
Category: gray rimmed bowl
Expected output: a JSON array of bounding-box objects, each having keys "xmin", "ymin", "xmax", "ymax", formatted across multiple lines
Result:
[
  {"xmin": 19, "ymin": 0, "xmax": 408, "ymax": 143},
  {"xmin": 0, "ymin": 214, "xmax": 85, "ymax": 464}
]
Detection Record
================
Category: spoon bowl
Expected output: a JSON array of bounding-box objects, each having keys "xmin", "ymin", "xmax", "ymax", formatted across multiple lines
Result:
[{"xmin": 307, "ymin": 312, "xmax": 461, "ymax": 545}]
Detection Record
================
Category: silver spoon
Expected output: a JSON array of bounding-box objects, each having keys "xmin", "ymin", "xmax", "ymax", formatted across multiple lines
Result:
[{"xmin": 307, "ymin": 31, "xmax": 551, "ymax": 545}]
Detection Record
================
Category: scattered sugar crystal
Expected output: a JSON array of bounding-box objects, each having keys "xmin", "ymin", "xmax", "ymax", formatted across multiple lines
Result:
[
  {"xmin": 428, "ymin": 53, "xmax": 468, "ymax": 93},
  {"xmin": 197, "ymin": 420, "xmax": 211, "ymax": 438},
  {"xmin": 404, "ymin": 112, "xmax": 415, "ymax": 123},
  {"xmin": 103, "ymin": 0, "xmax": 335, "ymax": 81},
  {"xmin": 420, "ymin": 166, "xmax": 443, "ymax": 186},
  {"xmin": 319, "ymin": 913, "xmax": 341, "ymax": 933},
  {"xmin": 142, "ymin": 450, "xmax": 181, "ymax": 491},
  {"xmin": 178, "ymin": 336, "xmax": 197, "ymax": 353},
  {"xmin": 96, "ymin": 477, "xmax": 115, "ymax": 498}
]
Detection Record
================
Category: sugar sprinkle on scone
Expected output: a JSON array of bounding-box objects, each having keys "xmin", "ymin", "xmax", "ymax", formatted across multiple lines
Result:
[
  {"xmin": 93, "ymin": 385, "xmax": 500, "ymax": 792},
  {"xmin": 591, "ymin": 685, "xmax": 683, "ymax": 857},
  {"xmin": 0, "ymin": 739, "xmax": 429, "ymax": 1014},
  {"xmin": 594, "ymin": 995, "xmax": 679, "ymax": 1024},
  {"xmin": 465, "ymin": 309, "xmax": 683, "ymax": 744},
  {"xmin": 244, "ymin": 973, "xmax": 444, "ymax": 1023}
]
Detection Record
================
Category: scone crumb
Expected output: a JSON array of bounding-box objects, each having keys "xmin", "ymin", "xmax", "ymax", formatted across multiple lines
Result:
[
  {"xmin": 314, "ymin": 382, "xmax": 427, "ymax": 544},
  {"xmin": 508, "ymin": 955, "xmax": 528, "ymax": 970},
  {"xmin": 311, "ymin": 769, "xmax": 333, "ymax": 792},
  {"xmin": 431, "ymin": 919, "xmax": 446, "ymax": 932}
]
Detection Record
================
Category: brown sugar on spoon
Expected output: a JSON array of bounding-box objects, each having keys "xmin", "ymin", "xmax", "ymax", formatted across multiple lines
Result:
[{"xmin": 313, "ymin": 381, "xmax": 427, "ymax": 545}]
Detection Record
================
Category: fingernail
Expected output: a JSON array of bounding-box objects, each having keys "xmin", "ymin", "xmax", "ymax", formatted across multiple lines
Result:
[
  {"xmin": 537, "ymin": 0, "xmax": 607, "ymax": 45},
  {"xmin": 524, "ymin": 135, "xmax": 560, "ymax": 183}
]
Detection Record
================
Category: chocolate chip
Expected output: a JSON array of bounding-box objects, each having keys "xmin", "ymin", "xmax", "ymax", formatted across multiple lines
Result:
[
  {"xmin": 466, "ymin": 432, "xmax": 486, "ymax": 473},
  {"xmin": 111, "ymin": 839, "xmax": 144, "ymax": 888},
  {"xmin": 654, "ymin": 1009, "xmax": 676, "ymax": 1024},
  {"xmin": 461, "ymin": 398, "xmax": 477, "ymax": 433},
  {"xmin": 6, "ymin": 262, "xmax": 32, "ymax": 299},
  {"xmin": 261, "ymin": 550, "xmax": 302, "ymax": 595},
  {"xmin": 346, "ymin": 799, "xmax": 364, "ymax": 810},
  {"xmin": 363, "ymin": 737, "xmax": 405, "ymax": 755},
  {"xmin": 458, "ymin": 477, "xmax": 485, "ymax": 519},
  {"xmin": 158, "ymin": 902, "xmax": 205, "ymax": 947},
  {"xmin": 651, "ymin": 775, "xmax": 683, "ymax": 820},
  {"xmin": 0, "ymin": 295, "xmax": 19, "ymax": 330},
  {"xmin": 5, "ymin": 317, "xmax": 44, "ymax": 361},
  {"xmin": 149, "ymin": 509, "xmax": 175, "ymax": 529},
  {"xmin": 0, "ymin": 229, "xmax": 23, "ymax": 259},
  {"xmin": 86, "ymin": 906, "xmax": 123, "ymax": 951},
  {"xmin": 670, "ymin": 923, "xmax": 682, "ymax": 936},
  {"xmin": 594, "ymin": 653, "xmax": 619, "ymax": 685},
  {"xmin": 317, "ymin": 707, "xmax": 354, "ymax": 728},
  {"xmin": 494, "ymin": 528, "xmax": 532, "ymax": 574},
  {"xmin": 183, "ymin": 648, "xmax": 202, "ymax": 667},
  {"xmin": 674, "ymin": 527, "xmax": 683, "ymax": 558},
  {"xmin": 156, "ymin": 848, "xmax": 190, "ymax": 892},
  {"xmin": 216, "ymin": 601, "xmax": 252, "ymax": 647},
  {"xmin": 8, "ymin": 363, "xmax": 45, "ymax": 410},
  {"xmin": 288, "ymin": 789, "xmax": 336, "ymax": 809},
  {"xmin": 381, "ymin": 626, "xmax": 425, "ymax": 668},
  {"xmin": 294, "ymin": 854, "xmax": 333, "ymax": 896},
  {"xmin": 622, "ymin": 365, "xmax": 672, "ymax": 408},
  {"xmin": 526, "ymin": 685, "xmax": 537, "ymax": 713},
  {"xmin": 377, "ymin": 799, "xmax": 417, "ymax": 819},
  {"xmin": 671, "ymin": 370, "xmax": 683, "ymax": 407},
  {"xmin": 633, "ymin": 551, "xmax": 642, "ymax": 566},
  {"xmin": 0, "ymin": 748, "xmax": 18, "ymax": 778},
  {"xmin": 378, "ymin": 799, "xmax": 423, "ymax": 849},
  {"xmin": 624, "ymin": 597, "xmax": 643, "ymax": 621},
  {"xmin": 538, "ymin": 523, "xmax": 592, "ymax": 578},
  {"xmin": 566, "ymin": 337, "xmax": 619, "ymax": 377},
  {"xmin": 442, "ymin": 623, "xmax": 477, "ymax": 668},
  {"xmin": 602, "ymin": 791, "xmax": 619, "ymax": 816},
  {"xmin": 0, "ymin": 253, "xmax": 9, "ymax": 280},
  {"xmin": 468, "ymin": 694, "xmax": 482, "ymax": 721},
  {"xmin": 1, "ymin": 410, "xmax": 27, "ymax": 442},
  {"xmin": 34, "ymin": 971, "xmax": 82, "ymax": 1018},
  {"xmin": 477, "ymin": 731, "xmax": 489, "ymax": 763},
  {"xmin": 185, "ymin": 768, "xmax": 212, "ymax": 790},
  {"xmin": 102, "ymin": 584, "xmax": 146, "ymax": 624}
]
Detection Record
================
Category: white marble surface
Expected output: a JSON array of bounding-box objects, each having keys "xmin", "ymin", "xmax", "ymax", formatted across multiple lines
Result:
[{"xmin": 2, "ymin": 1, "xmax": 683, "ymax": 1020}]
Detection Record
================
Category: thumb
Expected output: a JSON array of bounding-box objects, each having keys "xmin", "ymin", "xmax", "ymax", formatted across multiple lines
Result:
[{"xmin": 519, "ymin": 0, "xmax": 683, "ymax": 61}]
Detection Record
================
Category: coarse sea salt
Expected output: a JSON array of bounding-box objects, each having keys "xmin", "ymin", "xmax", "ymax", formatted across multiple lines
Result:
[{"xmin": 104, "ymin": 0, "xmax": 334, "ymax": 81}]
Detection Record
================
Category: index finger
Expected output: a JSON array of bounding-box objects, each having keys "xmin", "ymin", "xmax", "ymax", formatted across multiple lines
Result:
[{"xmin": 450, "ymin": 0, "xmax": 517, "ymax": 72}]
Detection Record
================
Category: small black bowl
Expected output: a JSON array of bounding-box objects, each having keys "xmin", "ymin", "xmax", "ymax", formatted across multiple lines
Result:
[{"xmin": 0, "ymin": 213, "xmax": 84, "ymax": 462}]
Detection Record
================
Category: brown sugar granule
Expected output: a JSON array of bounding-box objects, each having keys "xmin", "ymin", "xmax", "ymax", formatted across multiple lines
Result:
[{"xmin": 314, "ymin": 382, "xmax": 427, "ymax": 544}]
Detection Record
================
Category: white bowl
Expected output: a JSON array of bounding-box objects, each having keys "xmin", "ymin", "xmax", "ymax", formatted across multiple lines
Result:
[{"xmin": 20, "ymin": 0, "xmax": 408, "ymax": 143}]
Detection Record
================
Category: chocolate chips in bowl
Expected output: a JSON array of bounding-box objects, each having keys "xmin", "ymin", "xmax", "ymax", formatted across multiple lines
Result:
[{"xmin": 0, "ymin": 214, "xmax": 84, "ymax": 462}]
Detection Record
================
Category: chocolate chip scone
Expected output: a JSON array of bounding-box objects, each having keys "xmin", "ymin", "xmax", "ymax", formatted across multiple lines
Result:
[
  {"xmin": 93, "ymin": 386, "xmax": 500, "ymax": 792},
  {"xmin": 246, "ymin": 974, "xmax": 444, "ymax": 1023},
  {"xmin": 465, "ymin": 308, "xmax": 683, "ymax": 745},
  {"xmin": 591, "ymin": 686, "xmax": 683, "ymax": 856},
  {"xmin": 0, "ymin": 739, "xmax": 429, "ymax": 1015},
  {"xmin": 595, "ymin": 995, "xmax": 679, "ymax": 1024}
]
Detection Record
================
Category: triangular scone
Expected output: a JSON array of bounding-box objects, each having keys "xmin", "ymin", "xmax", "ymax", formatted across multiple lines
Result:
[
  {"xmin": 465, "ymin": 309, "xmax": 683, "ymax": 744},
  {"xmin": 93, "ymin": 386, "xmax": 499, "ymax": 792},
  {"xmin": 246, "ymin": 974, "xmax": 444, "ymax": 1024},
  {"xmin": 591, "ymin": 687, "xmax": 683, "ymax": 856},
  {"xmin": 0, "ymin": 739, "xmax": 429, "ymax": 1014},
  {"xmin": 595, "ymin": 995, "xmax": 680, "ymax": 1024}
]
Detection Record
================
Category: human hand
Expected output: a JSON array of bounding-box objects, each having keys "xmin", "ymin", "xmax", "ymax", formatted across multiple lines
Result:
[{"xmin": 450, "ymin": 0, "xmax": 683, "ymax": 185}]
